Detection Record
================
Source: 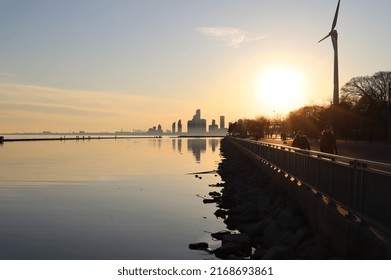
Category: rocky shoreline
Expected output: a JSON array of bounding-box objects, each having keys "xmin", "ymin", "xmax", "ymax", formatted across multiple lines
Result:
[{"xmin": 190, "ymin": 138, "xmax": 339, "ymax": 259}]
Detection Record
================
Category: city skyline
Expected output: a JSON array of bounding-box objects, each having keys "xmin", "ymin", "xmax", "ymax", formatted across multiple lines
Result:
[
  {"xmin": 147, "ymin": 109, "xmax": 227, "ymax": 135},
  {"xmin": 1, "ymin": 1, "xmax": 391, "ymax": 133}
]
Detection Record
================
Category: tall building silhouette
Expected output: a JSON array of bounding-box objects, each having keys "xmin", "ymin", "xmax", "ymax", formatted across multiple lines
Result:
[
  {"xmin": 209, "ymin": 119, "xmax": 218, "ymax": 134},
  {"xmin": 187, "ymin": 109, "xmax": 206, "ymax": 135},
  {"xmin": 172, "ymin": 122, "xmax": 176, "ymax": 134},
  {"xmin": 147, "ymin": 124, "xmax": 163, "ymax": 135},
  {"xmin": 178, "ymin": 120, "xmax": 182, "ymax": 134},
  {"xmin": 220, "ymin": 116, "xmax": 225, "ymax": 129}
]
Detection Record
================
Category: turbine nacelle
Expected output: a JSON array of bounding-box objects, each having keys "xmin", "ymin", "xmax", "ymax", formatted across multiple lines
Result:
[
  {"xmin": 318, "ymin": 0, "xmax": 341, "ymax": 44},
  {"xmin": 319, "ymin": 30, "xmax": 338, "ymax": 44}
]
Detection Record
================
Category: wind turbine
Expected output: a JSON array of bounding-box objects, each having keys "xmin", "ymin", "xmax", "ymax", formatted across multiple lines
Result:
[{"xmin": 319, "ymin": 0, "xmax": 341, "ymax": 106}]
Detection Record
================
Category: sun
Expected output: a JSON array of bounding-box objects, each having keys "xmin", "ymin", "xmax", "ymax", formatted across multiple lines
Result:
[{"xmin": 255, "ymin": 66, "xmax": 306, "ymax": 115}]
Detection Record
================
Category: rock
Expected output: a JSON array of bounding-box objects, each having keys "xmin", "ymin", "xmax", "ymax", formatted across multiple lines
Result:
[
  {"xmin": 211, "ymin": 230, "xmax": 231, "ymax": 240},
  {"xmin": 262, "ymin": 245, "xmax": 295, "ymax": 260},
  {"xmin": 261, "ymin": 221, "xmax": 282, "ymax": 245},
  {"xmin": 227, "ymin": 255, "xmax": 245, "ymax": 260},
  {"xmin": 213, "ymin": 242, "xmax": 252, "ymax": 259},
  {"xmin": 279, "ymin": 215, "xmax": 305, "ymax": 231},
  {"xmin": 209, "ymin": 191, "xmax": 221, "ymax": 197},
  {"xmin": 224, "ymin": 213, "xmax": 258, "ymax": 229},
  {"xmin": 203, "ymin": 197, "xmax": 220, "ymax": 204},
  {"xmin": 214, "ymin": 209, "xmax": 228, "ymax": 219},
  {"xmin": 230, "ymin": 202, "xmax": 259, "ymax": 216},
  {"xmin": 199, "ymin": 138, "xmax": 338, "ymax": 260},
  {"xmin": 218, "ymin": 196, "xmax": 235, "ymax": 209},
  {"xmin": 221, "ymin": 233, "xmax": 251, "ymax": 246},
  {"xmin": 298, "ymin": 243, "xmax": 334, "ymax": 260},
  {"xmin": 250, "ymin": 248, "xmax": 267, "ymax": 260},
  {"xmin": 189, "ymin": 242, "xmax": 209, "ymax": 250},
  {"xmin": 277, "ymin": 207, "xmax": 295, "ymax": 219},
  {"xmin": 291, "ymin": 227, "xmax": 309, "ymax": 247},
  {"xmin": 270, "ymin": 206, "xmax": 283, "ymax": 219},
  {"xmin": 279, "ymin": 230, "xmax": 296, "ymax": 246},
  {"xmin": 272, "ymin": 194, "xmax": 287, "ymax": 208},
  {"xmin": 237, "ymin": 220, "xmax": 264, "ymax": 236},
  {"xmin": 297, "ymin": 237, "xmax": 317, "ymax": 252}
]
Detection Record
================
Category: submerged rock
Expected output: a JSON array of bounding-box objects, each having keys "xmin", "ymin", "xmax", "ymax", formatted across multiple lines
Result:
[
  {"xmin": 211, "ymin": 230, "xmax": 231, "ymax": 240},
  {"xmin": 213, "ymin": 241, "xmax": 252, "ymax": 259},
  {"xmin": 189, "ymin": 242, "xmax": 210, "ymax": 251},
  {"xmin": 209, "ymin": 191, "xmax": 221, "ymax": 197},
  {"xmin": 203, "ymin": 197, "xmax": 221, "ymax": 204},
  {"xmin": 214, "ymin": 209, "xmax": 228, "ymax": 219}
]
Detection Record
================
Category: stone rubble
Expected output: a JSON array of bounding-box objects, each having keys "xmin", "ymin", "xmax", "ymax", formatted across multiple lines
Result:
[{"xmin": 190, "ymin": 138, "xmax": 339, "ymax": 260}]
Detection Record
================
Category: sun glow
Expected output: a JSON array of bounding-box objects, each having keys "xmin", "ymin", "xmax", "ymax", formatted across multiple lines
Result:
[{"xmin": 255, "ymin": 67, "xmax": 306, "ymax": 115}]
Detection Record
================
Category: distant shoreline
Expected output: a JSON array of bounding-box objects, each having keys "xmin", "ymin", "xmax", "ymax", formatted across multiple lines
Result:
[{"xmin": 0, "ymin": 134, "xmax": 226, "ymax": 142}]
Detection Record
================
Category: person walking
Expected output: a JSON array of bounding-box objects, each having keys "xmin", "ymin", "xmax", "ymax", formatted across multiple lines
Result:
[
  {"xmin": 320, "ymin": 126, "xmax": 337, "ymax": 154},
  {"xmin": 292, "ymin": 131, "xmax": 310, "ymax": 150}
]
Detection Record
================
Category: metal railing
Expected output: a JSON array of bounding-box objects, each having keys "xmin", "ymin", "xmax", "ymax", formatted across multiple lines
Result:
[{"xmin": 228, "ymin": 137, "xmax": 391, "ymax": 232}]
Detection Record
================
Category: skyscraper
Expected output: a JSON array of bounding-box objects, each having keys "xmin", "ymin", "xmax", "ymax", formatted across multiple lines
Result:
[
  {"xmin": 220, "ymin": 116, "xmax": 225, "ymax": 129},
  {"xmin": 209, "ymin": 119, "xmax": 218, "ymax": 134},
  {"xmin": 187, "ymin": 109, "xmax": 206, "ymax": 135},
  {"xmin": 172, "ymin": 122, "xmax": 176, "ymax": 134},
  {"xmin": 178, "ymin": 120, "xmax": 182, "ymax": 134}
]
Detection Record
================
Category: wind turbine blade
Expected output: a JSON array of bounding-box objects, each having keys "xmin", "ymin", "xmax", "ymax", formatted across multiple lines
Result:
[
  {"xmin": 331, "ymin": 0, "xmax": 341, "ymax": 31},
  {"xmin": 318, "ymin": 33, "xmax": 331, "ymax": 43}
]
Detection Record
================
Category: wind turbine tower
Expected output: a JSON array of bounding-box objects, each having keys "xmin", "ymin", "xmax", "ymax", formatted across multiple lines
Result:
[{"xmin": 319, "ymin": 0, "xmax": 341, "ymax": 106}]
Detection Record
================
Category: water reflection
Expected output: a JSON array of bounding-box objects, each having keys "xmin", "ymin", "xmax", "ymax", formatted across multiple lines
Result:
[
  {"xmin": 0, "ymin": 137, "xmax": 224, "ymax": 259},
  {"xmin": 178, "ymin": 138, "xmax": 182, "ymax": 153},
  {"xmin": 187, "ymin": 139, "xmax": 206, "ymax": 163},
  {"xmin": 208, "ymin": 139, "xmax": 219, "ymax": 152},
  {"xmin": 169, "ymin": 138, "xmax": 221, "ymax": 163}
]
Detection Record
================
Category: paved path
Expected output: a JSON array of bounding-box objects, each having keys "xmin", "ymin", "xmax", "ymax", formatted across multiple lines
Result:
[{"xmin": 260, "ymin": 138, "xmax": 391, "ymax": 165}]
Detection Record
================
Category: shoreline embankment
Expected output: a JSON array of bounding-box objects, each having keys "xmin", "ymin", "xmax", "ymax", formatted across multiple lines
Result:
[
  {"xmin": 191, "ymin": 138, "xmax": 339, "ymax": 259},
  {"xmin": 205, "ymin": 137, "xmax": 391, "ymax": 259}
]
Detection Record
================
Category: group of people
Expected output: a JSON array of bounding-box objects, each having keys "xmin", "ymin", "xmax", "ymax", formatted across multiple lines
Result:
[{"xmin": 291, "ymin": 126, "xmax": 337, "ymax": 155}]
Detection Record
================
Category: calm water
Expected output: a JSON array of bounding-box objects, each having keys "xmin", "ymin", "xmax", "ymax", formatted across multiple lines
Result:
[{"xmin": 0, "ymin": 137, "xmax": 225, "ymax": 259}]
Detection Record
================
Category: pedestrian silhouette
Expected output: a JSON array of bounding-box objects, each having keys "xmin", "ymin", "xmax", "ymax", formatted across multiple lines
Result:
[
  {"xmin": 292, "ymin": 131, "xmax": 310, "ymax": 150},
  {"xmin": 281, "ymin": 132, "xmax": 287, "ymax": 144},
  {"xmin": 320, "ymin": 126, "xmax": 337, "ymax": 154}
]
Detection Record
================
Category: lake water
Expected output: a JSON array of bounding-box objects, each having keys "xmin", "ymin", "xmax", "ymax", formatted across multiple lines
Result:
[{"xmin": 0, "ymin": 137, "xmax": 225, "ymax": 259}]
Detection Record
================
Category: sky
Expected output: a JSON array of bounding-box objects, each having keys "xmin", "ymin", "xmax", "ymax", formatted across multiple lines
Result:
[{"xmin": 1, "ymin": 0, "xmax": 391, "ymax": 133}]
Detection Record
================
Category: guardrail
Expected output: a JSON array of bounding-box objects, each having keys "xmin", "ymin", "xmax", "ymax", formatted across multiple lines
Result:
[{"xmin": 228, "ymin": 137, "xmax": 391, "ymax": 233}]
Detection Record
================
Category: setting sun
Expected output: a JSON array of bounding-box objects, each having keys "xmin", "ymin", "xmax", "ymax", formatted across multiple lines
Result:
[{"xmin": 255, "ymin": 67, "xmax": 306, "ymax": 115}]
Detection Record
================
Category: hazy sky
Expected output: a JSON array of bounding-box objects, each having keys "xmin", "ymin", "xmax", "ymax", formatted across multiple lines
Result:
[{"xmin": 1, "ymin": 0, "xmax": 390, "ymax": 133}]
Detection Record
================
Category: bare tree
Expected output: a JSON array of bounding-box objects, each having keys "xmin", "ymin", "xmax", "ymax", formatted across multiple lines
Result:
[
  {"xmin": 341, "ymin": 71, "xmax": 391, "ymax": 114},
  {"xmin": 341, "ymin": 71, "xmax": 391, "ymax": 142}
]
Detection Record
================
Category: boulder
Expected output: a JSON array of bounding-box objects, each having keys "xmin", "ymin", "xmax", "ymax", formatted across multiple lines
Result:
[
  {"xmin": 213, "ymin": 241, "xmax": 252, "ymax": 259},
  {"xmin": 221, "ymin": 233, "xmax": 251, "ymax": 246},
  {"xmin": 209, "ymin": 191, "xmax": 221, "ymax": 197},
  {"xmin": 237, "ymin": 220, "xmax": 265, "ymax": 236},
  {"xmin": 251, "ymin": 248, "xmax": 267, "ymax": 260},
  {"xmin": 262, "ymin": 245, "xmax": 295, "ymax": 260},
  {"xmin": 224, "ymin": 213, "xmax": 258, "ymax": 228},
  {"xmin": 279, "ymin": 215, "xmax": 305, "ymax": 231},
  {"xmin": 189, "ymin": 242, "xmax": 209, "ymax": 251},
  {"xmin": 214, "ymin": 209, "xmax": 228, "ymax": 219},
  {"xmin": 211, "ymin": 230, "xmax": 231, "ymax": 240},
  {"xmin": 261, "ymin": 221, "xmax": 283, "ymax": 246},
  {"xmin": 291, "ymin": 227, "xmax": 309, "ymax": 247}
]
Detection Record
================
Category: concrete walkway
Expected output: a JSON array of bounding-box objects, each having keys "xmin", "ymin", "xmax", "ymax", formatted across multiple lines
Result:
[{"xmin": 260, "ymin": 138, "xmax": 391, "ymax": 165}]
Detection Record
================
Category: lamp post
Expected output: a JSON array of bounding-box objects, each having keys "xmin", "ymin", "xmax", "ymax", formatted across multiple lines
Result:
[{"xmin": 388, "ymin": 81, "xmax": 391, "ymax": 144}]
